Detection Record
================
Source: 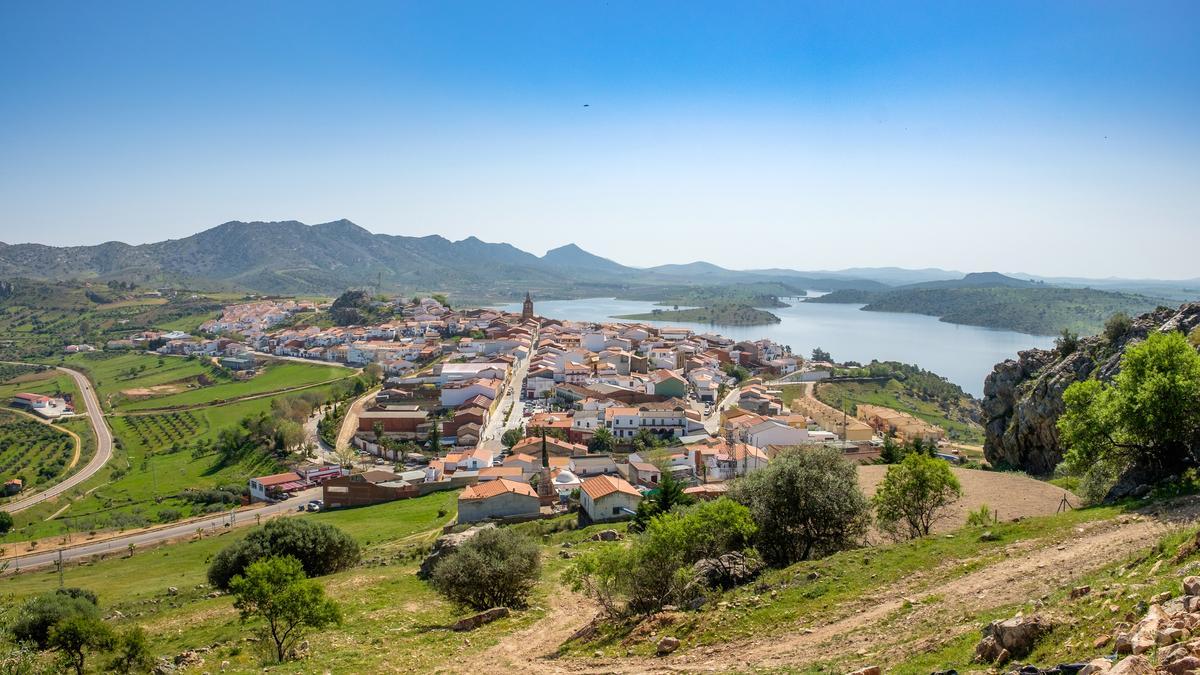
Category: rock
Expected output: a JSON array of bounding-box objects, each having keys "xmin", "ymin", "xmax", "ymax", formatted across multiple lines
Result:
[
  {"xmin": 1154, "ymin": 592, "xmax": 1174, "ymax": 604},
  {"xmin": 558, "ymin": 550, "xmax": 574, "ymax": 559},
  {"xmin": 975, "ymin": 614, "xmax": 1056, "ymax": 662},
  {"xmin": 451, "ymin": 607, "xmax": 510, "ymax": 631},
  {"xmin": 592, "ymin": 529, "xmax": 621, "ymax": 542},
  {"xmin": 847, "ymin": 667, "xmax": 881, "ymax": 675},
  {"xmin": 1159, "ymin": 627, "xmax": 1186, "ymax": 645},
  {"xmin": 1093, "ymin": 634, "xmax": 1112, "ymax": 649},
  {"xmin": 173, "ymin": 650, "xmax": 202, "ymax": 668},
  {"xmin": 656, "ymin": 636, "xmax": 680, "ymax": 656},
  {"xmin": 167, "ymin": 586, "xmax": 179, "ymax": 596},
  {"xmin": 220, "ymin": 661, "xmax": 230, "ymax": 671},
  {"xmin": 1163, "ymin": 655, "xmax": 1200, "ymax": 675},
  {"xmin": 1072, "ymin": 586, "xmax": 1093, "ymax": 599},
  {"xmin": 693, "ymin": 551, "xmax": 764, "ymax": 589},
  {"xmin": 1079, "ymin": 658, "xmax": 1113, "ymax": 675},
  {"xmin": 1130, "ymin": 604, "xmax": 1167, "ymax": 655},
  {"xmin": 982, "ymin": 303, "xmax": 1200, "ymax": 474},
  {"xmin": 1185, "ymin": 577, "xmax": 1200, "ymax": 596},
  {"xmin": 1108, "ymin": 655, "xmax": 1154, "ymax": 675},
  {"xmin": 418, "ymin": 524, "xmax": 495, "ymax": 579},
  {"xmin": 1114, "ymin": 632, "xmax": 1132, "ymax": 654}
]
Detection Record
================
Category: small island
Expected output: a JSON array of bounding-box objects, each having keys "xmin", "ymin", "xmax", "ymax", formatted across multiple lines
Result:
[{"xmin": 613, "ymin": 302, "xmax": 781, "ymax": 326}]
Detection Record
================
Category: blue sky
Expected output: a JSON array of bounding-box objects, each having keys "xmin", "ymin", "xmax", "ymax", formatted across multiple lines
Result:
[{"xmin": 1, "ymin": 1, "xmax": 1197, "ymax": 278}]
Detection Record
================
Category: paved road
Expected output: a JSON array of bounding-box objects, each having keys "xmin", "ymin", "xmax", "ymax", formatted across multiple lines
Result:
[
  {"xmin": 704, "ymin": 384, "xmax": 742, "ymax": 434},
  {"xmin": 479, "ymin": 326, "xmax": 536, "ymax": 452},
  {"xmin": 2, "ymin": 365, "xmax": 114, "ymax": 514},
  {"xmin": 248, "ymin": 351, "xmax": 355, "ymax": 368},
  {"xmin": 2, "ymin": 488, "xmax": 319, "ymax": 572}
]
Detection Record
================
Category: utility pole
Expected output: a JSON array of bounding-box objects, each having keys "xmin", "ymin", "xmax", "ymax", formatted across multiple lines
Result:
[{"xmin": 57, "ymin": 549, "xmax": 64, "ymax": 588}]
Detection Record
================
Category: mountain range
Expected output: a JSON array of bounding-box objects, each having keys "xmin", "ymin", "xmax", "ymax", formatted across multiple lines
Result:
[{"xmin": 2, "ymin": 219, "xmax": 1197, "ymax": 304}]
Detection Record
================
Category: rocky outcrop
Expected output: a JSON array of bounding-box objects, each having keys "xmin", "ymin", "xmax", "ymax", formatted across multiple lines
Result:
[
  {"xmin": 417, "ymin": 524, "xmax": 495, "ymax": 579},
  {"xmin": 983, "ymin": 303, "xmax": 1200, "ymax": 474},
  {"xmin": 975, "ymin": 614, "xmax": 1057, "ymax": 662},
  {"xmin": 451, "ymin": 607, "xmax": 509, "ymax": 631}
]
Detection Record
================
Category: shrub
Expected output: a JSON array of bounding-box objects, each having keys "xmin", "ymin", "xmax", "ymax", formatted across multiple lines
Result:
[
  {"xmin": 873, "ymin": 453, "xmax": 963, "ymax": 540},
  {"xmin": 0, "ymin": 511, "xmax": 13, "ymax": 535},
  {"xmin": 11, "ymin": 588, "xmax": 100, "ymax": 648},
  {"xmin": 48, "ymin": 615, "xmax": 114, "ymax": 675},
  {"xmin": 966, "ymin": 504, "xmax": 994, "ymax": 528},
  {"xmin": 728, "ymin": 446, "xmax": 870, "ymax": 567},
  {"xmin": 207, "ymin": 519, "xmax": 360, "ymax": 590},
  {"xmin": 565, "ymin": 498, "xmax": 757, "ymax": 618},
  {"xmin": 107, "ymin": 625, "xmax": 154, "ymax": 674},
  {"xmin": 429, "ymin": 527, "xmax": 540, "ymax": 610}
]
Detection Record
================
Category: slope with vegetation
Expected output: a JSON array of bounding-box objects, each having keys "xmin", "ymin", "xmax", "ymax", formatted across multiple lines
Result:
[
  {"xmin": 613, "ymin": 303, "xmax": 781, "ymax": 326},
  {"xmin": 808, "ymin": 273, "xmax": 1164, "ymax": 335}
]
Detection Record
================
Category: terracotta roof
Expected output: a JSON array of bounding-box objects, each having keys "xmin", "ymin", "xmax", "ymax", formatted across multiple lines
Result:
[
  {"xmin": 254, "ymin": 471, "xmax": 303, "ymax": 487},
  {"xmin": 460, "ymin": 478, "xmax": 538, "ymax": 500},
  {"xmin": 478, "ymin": 466, "xmax": 524, "ymax": 478},
  {"xmin": 580, "ymin": 475, "xmax": 640, "ymax": 501}
]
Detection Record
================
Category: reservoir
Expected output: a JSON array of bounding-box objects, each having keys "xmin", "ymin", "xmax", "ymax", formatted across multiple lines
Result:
[{"xmin": 496, "ymin": 297, "xmax": 1055, "ymax": 398}]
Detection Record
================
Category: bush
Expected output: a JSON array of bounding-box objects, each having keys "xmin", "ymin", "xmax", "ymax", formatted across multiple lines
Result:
[
  {"xmin": 966, "ymin": 504, "xmax": 994, "ymax": 528},
  {"xmin": 728, "ymin": 447, "xmax": 870, "ymax": 567},
  {"xmin": 207, "ymin": 519, "xmax": 360, "ymax": 590},
  {"xmin": 565, "ymin": 498, "xmax": 757, "ymax": 618},
  {"xmin": 429, "ymin": 527, "xmax": 540, "ymax": 610},
  {"xmin": 0, "ymin": 511, "xmax": 13, "ymax": 535},
  {"xmin": 873, "ymin": 453, "xmax": 963, "ymax": 540},
  {"xmin": 230, "ymin": 556, "xmax": 342, "ymax": 663},
  {"xmin": 11, "ymin": 588, "xmax": 100, "ymax": 648}
]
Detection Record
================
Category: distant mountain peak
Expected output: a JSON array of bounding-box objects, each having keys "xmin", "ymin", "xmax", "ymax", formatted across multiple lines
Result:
[{"xmin": 541, "ymin": 243, "xmax": 628, "ymax": 272}]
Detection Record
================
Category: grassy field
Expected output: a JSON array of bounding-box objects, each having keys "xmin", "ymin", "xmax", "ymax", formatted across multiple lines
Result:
[
  {"xmin": 0, "ymin": 410, "xmax": 76, "ymax": 493},
  {"xmin": 53, "ymin": 352, "xmax": 350, "ymax": 412},
  {"xmin": 120, "ymin": 361, "xmax": 348, "ymax": 411},
  {"xmin": 812, "ymin": 379, "xmax": 985, "ymax": 444},
  {"xmin": 0, "ymin": 491, "xmax": 571, "ymax": 673}
]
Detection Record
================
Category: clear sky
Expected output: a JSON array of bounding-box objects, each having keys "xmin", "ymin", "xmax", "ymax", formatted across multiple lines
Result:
[{"xmin": 1, "ymin": 1, "xmax": 1197, "ymax": 278}]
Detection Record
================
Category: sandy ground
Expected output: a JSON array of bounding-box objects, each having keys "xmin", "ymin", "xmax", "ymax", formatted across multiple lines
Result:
[{"xmin": 857, "ymin": 465, "xmax": 1076, "ymax": 533}]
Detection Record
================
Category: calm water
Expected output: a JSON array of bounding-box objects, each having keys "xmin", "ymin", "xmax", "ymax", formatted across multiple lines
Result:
[{"xmin": 496, "ymin": 297, "xmax": 1054, "ymax": 397}]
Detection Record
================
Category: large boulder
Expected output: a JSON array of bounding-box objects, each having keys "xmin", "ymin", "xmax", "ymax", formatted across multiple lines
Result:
[
  {"xmin": 1108, "ymin": 655, "xmax": 1154, "ymax": 675},
  {"xmin": 417, "ymin": 524, "xmax": 495, "ymax": 579},
  {"xmin": 692, "ymin": 551, "xmax": 763, "ymax": 589},
  {"xmin": 975, "ymin": 614, "xmax": 1056, "ymax": 662}
]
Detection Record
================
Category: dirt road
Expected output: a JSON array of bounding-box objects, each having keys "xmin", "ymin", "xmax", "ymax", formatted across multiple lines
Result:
[{"xmin": 469, "ymin": 499, "xmax": 1197, "ymax": 674}]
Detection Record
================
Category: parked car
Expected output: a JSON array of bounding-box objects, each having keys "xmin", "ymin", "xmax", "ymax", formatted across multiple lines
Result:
[{"xmin": 305, "ymin": 499, "xmax": 324, "ymax": 512}]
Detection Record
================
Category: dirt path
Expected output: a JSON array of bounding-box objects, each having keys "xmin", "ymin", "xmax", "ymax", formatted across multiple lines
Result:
[{"xmin": 483, "ymin": 501, "xmax": 1199, "ymax": 674}]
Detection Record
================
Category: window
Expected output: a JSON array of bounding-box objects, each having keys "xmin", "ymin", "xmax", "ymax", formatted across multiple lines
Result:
[{"xmin": 612, "ymin": 506, "xmax": 621, "ymax": 515}]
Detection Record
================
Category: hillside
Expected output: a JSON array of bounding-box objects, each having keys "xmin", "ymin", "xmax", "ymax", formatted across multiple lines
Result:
[
  {"xmin": 0, "ymin": 219, "xmax": 887, "ymax": 301},
  {"xmin": 808, "ymin": 276, "xmax": 1163, "ymax": 336},
  {"xmin": 982, "ymin": 301, "xmax": 1200, "ymax": 474}
]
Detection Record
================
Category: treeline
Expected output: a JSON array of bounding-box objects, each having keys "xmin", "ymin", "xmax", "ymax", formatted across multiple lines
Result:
[{"xmin": 831, "ymin": 360, "xmax": 970, "ymax": 402}]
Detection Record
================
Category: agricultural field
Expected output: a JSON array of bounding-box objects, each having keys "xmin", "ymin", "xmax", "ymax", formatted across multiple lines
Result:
[
  {"xmin": 55, "ymin": 351, "xmax": 350, "ymax": 412},
  {"xmin": 0, "ymin": 409, "xmax": 76, "ymax": 494},
  {"xmin": 119, "ymin": 360, "xmax": 349, "ymax": 411},
  {"xmin": 0, "ymin": 366, "xmax": 81, "ymax": 406}
]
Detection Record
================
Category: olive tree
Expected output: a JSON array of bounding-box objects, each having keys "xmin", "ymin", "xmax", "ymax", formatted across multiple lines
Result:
[
  {"xmin": 229, "ymin": 556, "xmax": 342, "ymax": 663},
  {"xmin": 1059, "ymin": 331, "xmax": 1200, "ymax": 490},
  {"xmin": 728, "ymin": 446, "xmax": 870, "ymax": 566},
  {"xmin": 873, "ymin": 453, "xmax": 962, "ymax": 539}
]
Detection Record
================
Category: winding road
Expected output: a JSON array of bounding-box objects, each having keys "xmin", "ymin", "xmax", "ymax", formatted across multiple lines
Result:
[{"xmin": 1, "ymin": 365, "xmax": 114, "ymax": 514}]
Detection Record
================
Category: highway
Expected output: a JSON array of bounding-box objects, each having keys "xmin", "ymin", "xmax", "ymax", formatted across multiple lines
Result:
[
  {"xmin": 2, "ymin": 488, "xmax": 318, "ymax": 572},
  {"xmin": 2, "ymin": 365, "xmax": 114, "ymax": 514}
]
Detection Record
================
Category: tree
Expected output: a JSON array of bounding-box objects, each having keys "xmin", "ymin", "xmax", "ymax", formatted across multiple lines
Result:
[
  {"xmin": 332, "ymin": 443, "xmax": 358, "ymax": 469},
  {"xmin": 630, "ymin": 470, "xmax": 693, "ymax": 532},
  {"xmin": 11, "ymin": 589, "xmax": 100, "ymax": 648},
  {"xmin": 501, "ymin": 426, "xmax": 524, "ymax": 450},
  {"xmin": 0, "ymin": 510, "xmax": 12, "ymax": 535},
  {"xmin": 1056, "ymin": 328, "xmax": 1079, "ymax": 357},
  {"xmin": 728, "ymin": 447, "xmax": 870, "ymax": 566},
  {"xmin": 229, "ymin": 556, "xmax": 342, "ymax": 663},
  {"xmin": 588, "ymin": 427, "xmax": 616, "ymax": 454},
  {"xmin": 47, "ymin": 615, "xmax": 114, "ymax": 675},
  {"xmin": 429, "ymin": 528, "xmax": 541, "ymax": 610},
  {"xmin": 363, "ymin": 362, "xmax": 383, "ymax": 385},
  {"xmin": 106, "ymin": 625, "xmax": 153, "ymax": 674},
  {"xmin": 1059, "ymin": 330, "xmax": 1200, "ymax": 486},
  {"xmin": 208, "ymin": 518, "xmax": 360, "ymax": 590},
  {"xmin": 811, "ymin": 347, "xmax": 832, "ymax": 363},
  {"xmin": 372, "ymin": 421, "xmax": 386, "ymax": 444},
  {"xmin": 1104, "ymin": 312, "xmax": 1133, "ymax": 344},
  {"xmin": 425, "ymin": 423, "xmax": 442, "ymax": 453},
  {"xmin": 873, "ymin": 453, "xmax": 962, "ymax": 539}
]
